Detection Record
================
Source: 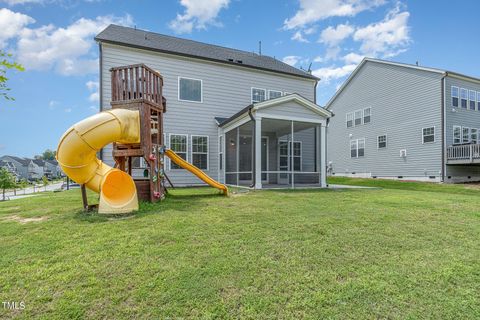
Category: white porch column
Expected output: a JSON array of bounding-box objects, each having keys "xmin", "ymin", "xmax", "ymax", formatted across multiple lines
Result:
[
  {"xmin": 254, "ymin": 117, "xmax": 262, "ymax": 189},
  {"xmin": 320, "ymin": 124, "xmax": 327, "ymax": 187}
]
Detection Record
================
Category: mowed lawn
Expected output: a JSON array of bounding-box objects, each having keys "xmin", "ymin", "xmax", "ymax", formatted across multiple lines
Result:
[{"xmin": 0, "ymin": 179, "xmax": 479, "ymax": 319}]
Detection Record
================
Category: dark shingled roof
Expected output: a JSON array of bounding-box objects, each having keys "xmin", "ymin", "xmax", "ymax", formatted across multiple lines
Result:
[{"xmin": 95, "ymin": 25, "xmax": 319, "ymax": 81}]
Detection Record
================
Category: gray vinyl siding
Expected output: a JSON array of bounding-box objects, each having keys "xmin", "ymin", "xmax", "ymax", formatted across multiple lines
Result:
[
  {"xmin": 100, "ymin": 43, "xmax": 315, "ymax": 186},
  {"xmin": 327, "ymin": 61, "xmax": 444, "ymax": 179},
  {"xmin": 444, "ymin": 76, "xmax": 480, "ymax": 179},
  {"xmin": 260, "ymin": 101, "xmax": 320, "ymax": 119}
]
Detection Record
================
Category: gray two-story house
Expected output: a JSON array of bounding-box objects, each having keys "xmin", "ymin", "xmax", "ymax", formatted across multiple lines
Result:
[
  {"xmin": 95, "ymin": 25, "xmax": 331, "ymax": 189},
  {"xmin": 327, "ymin": 58, "xmax": 480, "ymax": 183}
]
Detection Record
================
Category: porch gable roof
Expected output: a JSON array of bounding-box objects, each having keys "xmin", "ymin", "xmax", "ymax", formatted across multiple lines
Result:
[{"xmin": 217, "ymin": 93, "xmax": 331, "ymax": 128}]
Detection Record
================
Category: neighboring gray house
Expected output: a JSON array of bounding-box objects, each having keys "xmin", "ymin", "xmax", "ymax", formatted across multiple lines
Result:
[
  {"xmin": 0, "ymin": 156, "xmax": 30, "ymax": 181},
  {"xmin": 95, "ymin": 25, "xmax": 331, "ymax": 188},
  {"xmin": 0, "ymin": 160, "xmax": 19, "ymax": 181},
  {"xmin": 326, "ymin": 58, "xmax": 480, "ymax": 183}
]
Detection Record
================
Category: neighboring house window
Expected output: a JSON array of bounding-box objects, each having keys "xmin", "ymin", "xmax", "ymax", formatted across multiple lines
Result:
[
  {"xmin": 462, "ymin": 127, "xmax": 470, "ymax": 143},
  {"xmin": 363, "ymin": 107, "xmax": 371, "ymax": 124},
  {"xmin": 453, "ymin": 126, "xmax": 461, "ymax": 144},
  {"xmin": 268, "ymin": 90, "xmax": 282, "ymax": 100},
  {"xmin": 451, "ymin": 86, "xmax": 459, "ymax": 107},
  {"xmin": 219, "ymin": 136, "xmax": 224, "ymax": 170},
  {"xmin": 460, "ymin": 88, "xmax": 468, "ymax": 108},
  {"xmin": 422, "ymin": 127, "xmax": 435, "ymax": 143},
  {"xmin": 170, "ymin": 134, "xmax": 187, "ymax": 169},
  {"xmin": 477, "ymin": 92, "xmax": 480, "ymax": 111},
  {"xmin": 354, "ymin": 110, "xmax": 363, "ymax": 126},
  {"xmin": 350, "ymin": 140, "xmax": 357, "ymax": 158},
  {"xmin": 252, "ymin": 88, "xmax": 266, "ymax": 103},
  {"xmin": 469, "ymin": 90, "xmax": 476, "ymax": 110},
  {"xmin": 350, "ymin": 139, "xmax": 365, "ymax": 158},
  {"xmin": 471, "ymin": 128, "xmax": 478, "ymax": 144},
  {"xmin": 178, "ymin": 77, "xmax": 202, "ymax": 102},
  {"xmin": 346, "ymin": 112, "xmax": 354, "ymax": 128},
  {"xmin": 191, "ymin": 135, "xmax": 208, "ymax": 170},
  {"xmin": 377, "ymin": 135, "xmax": 387, "ymax": 149}
]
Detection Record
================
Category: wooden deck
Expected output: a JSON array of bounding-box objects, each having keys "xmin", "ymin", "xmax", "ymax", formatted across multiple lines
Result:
[{"xmin": 446, "ymin": 144, "xmax": 480, "ymax": 165}]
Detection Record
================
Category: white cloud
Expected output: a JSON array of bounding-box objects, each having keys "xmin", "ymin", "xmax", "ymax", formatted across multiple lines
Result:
[
  {"xmin": 48, "ymin": 100, "xmax": 58, "ymax": 110},
  {"xmin": 342, "ymin": 52, "xmax": 364, "ymax": 64},
  {"xmin": 169, "ymin": 0, "xmax": 230, "ymax": 34},
  {"xmin": 0, "ymin": 8, "xmax": 35, "ymax": 48},
  {"xmin": 1, "ymin": 0, "xmax": 43, "ymax": 5},
  {"xmin": 312, "ymin": 63, "xmax": 357, "ymax": 83},
  {"xmin": 319, "ymin": 24, "xmax": 354, "ymax": 46},
  {"xmin": 353, "ymin": 5, "xmax": 410, "ymax": 57},
  {"xmin": 15, "ymin": 14, "xmax": 133, "ymax": 75},
  {"xmin": 284, "ymin": 0, "xmax": 385, "ymax": 30},
  {"xmin": 64, "ymin": 108, "xmax": 72, "ymax": 113},
  {"xmin": 86, "ymin": 80, "xmax": 99, "ymax": 102},
  {"xmin": 291, "ymin": 31, "xmax": 309, "ymax": 43},
  {"xmin": 282, "ymin": 55, "xmax": 302, "ymax": 66}
]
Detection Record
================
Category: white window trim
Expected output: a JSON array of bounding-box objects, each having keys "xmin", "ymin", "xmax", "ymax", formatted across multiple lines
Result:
[
  {"xmin": 477, "ymin": 92, "xmax": 480, "ymax": 110},
  {"xmin": 453, "ymin": 125, "xmax": 462, "ymax": 145},
  {"xmin": 278, "ymin": 140, "xmax": 303, "ymax": 171},
  {"xmin": 178, "ymin": 77, "xmax": 203, "ymax": 103},
  {"xmin": 422, "ymin": 126, "xmax": 435, "ymax": 144},
  {"xmin": 451, "ymin": 86, "xmax": 459, "ymax": 107},
  {"xmin": 471, "ymin": 128, "xmax": 478, "ymax": 144},
  {"xmin": 350, "ymin": 138, "xmax": 365, "ymax": 158},
  {"xmin": 469, "ymin": 90, "xmax": 477, "ymax": 110},
  {"xmin": 377, "ymin": 134, "xmax": 387, "ymax": 149},
  {"xmin": 462, "ymin": 126, "xmax": 471, "ymax": 144},
  {"xmin": 460, "ymin": 88, "xmax": 468, "ymax": 108},
  {"xmin": 251, "ymin": 87, "xmax": 266, "ymax": 103},
  {"xmin": 218, "ymin": 135, "xmax": 224, "ymax": 172},
  {"xmin": 169, "ymin": 133, "xmax": 188, "ymax": 170},
  {"xmin": 363, "ymin": 107, "xmax": 371, "ymax": 124},
  {"xmin": 268, "ymin": 90, "xmax": 283, "ymax": 100},
  {"xmin": 354, "ymin": 109, "xmax": 363, "ymax": 126},
  {"xmin": 191, "ymin": 135, "xmax": 209, "ymax": 171},
  {"xmin": 346, "ymin": 112, "xmax": 354, "ymax": 128}
]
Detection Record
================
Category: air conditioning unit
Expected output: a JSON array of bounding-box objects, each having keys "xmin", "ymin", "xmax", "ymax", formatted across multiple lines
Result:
[{"xmin": 400, "ymin": 149, "xmax": 407, "ymax": 157}]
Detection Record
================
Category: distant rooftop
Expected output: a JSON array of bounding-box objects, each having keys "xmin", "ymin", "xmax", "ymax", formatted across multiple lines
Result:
[{"xmin": 95, "ymin": 24, "xmax": 318, "ymax": 81}]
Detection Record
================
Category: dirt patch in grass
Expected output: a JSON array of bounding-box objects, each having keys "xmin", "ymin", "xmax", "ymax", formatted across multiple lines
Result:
[{"xmin": 2, "ymin": 215, "xmax": 49, "ymax": 224}]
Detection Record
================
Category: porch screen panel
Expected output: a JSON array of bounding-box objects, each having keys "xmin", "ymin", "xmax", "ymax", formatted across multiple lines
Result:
[
  {"xmin": 225, "ymin": 129, "xmax": 238, "ymax": 185},
  {"xmin": 293, "ymin": 121, "xmax": 320, "ymax": 187}
]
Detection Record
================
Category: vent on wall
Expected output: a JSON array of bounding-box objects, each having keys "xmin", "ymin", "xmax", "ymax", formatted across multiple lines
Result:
[{"xmin": 399, "ymin": 149, "xmax": 407, "ymax": 157}]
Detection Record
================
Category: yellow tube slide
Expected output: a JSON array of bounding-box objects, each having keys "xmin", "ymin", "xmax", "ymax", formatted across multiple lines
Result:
[
  {"xmin": 57, "ymin": 109, "xmax": 141, "ymax": 214},
  {"xmin": 165, "ymin": 149, "xmax": 228, "ymax": 195}
]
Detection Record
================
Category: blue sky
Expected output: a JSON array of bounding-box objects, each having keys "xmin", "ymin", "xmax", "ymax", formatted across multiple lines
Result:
[{"xmin": 1, "ymin": 0, "xmax": 479, "ymax": 157}]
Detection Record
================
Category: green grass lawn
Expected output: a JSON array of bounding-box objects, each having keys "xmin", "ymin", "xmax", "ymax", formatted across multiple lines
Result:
[{"xmin": 0, "ymin": 181, "xmax": 479, "ymax": 319}]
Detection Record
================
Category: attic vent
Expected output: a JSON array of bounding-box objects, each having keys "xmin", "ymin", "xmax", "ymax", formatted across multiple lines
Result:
[
  {"xmin": 236, "ymin": 60, "xmax": 243, "ymax": 64},
  {"xmin": 227, "ymin": 58, "xmax": 234, "ymax": 62}
]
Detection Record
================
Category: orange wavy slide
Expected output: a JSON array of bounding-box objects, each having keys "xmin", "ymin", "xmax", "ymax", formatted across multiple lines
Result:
[{"xmin": 165, "ymin": 149, "xmax": 228, "ymax": 195}]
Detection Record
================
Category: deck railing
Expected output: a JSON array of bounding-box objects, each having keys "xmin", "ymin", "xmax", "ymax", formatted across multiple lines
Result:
[
  {"xmin": 110, "ymin": 64, "xmax": 163, "ymax": 108},
  {"xmin": 446, "ymin": 144, "xmax": 480, "ymax": 163}
]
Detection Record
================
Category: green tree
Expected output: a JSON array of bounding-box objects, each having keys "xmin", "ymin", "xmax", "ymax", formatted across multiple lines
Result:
[
  {"xmin": 0, "ymin": 168, "xmax": 16, "ymax": 200},
  {"xmin": 42, "ymin": 149, "xmax": 56, "ymax": 161},
  {"xmin": 42, "ymin": 175, "xmax": 49, "ymax": 191},
  {"xmin": 1, "ymin": 50, "xmax": 24, "ymax": 101}
]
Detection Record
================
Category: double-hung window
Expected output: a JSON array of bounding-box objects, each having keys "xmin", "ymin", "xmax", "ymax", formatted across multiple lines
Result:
[
  {"xmin": 191, "ymin": 136, "xmax": 208, "ymax": 170},
  {"xmin": 170, "ymin": 134, "xmax": 188, "ymax": 169},
  {"xmin": 469, "ymin": 90, "xmax": 476, "ymax": 110},
  {"xmin": 477, "ymin": 92, "xmax": 480, "ymax": 111},
  {"xmin": 460, "ymin": 88, "xmax": 468, "ymax": 108},
  {"xmin": 268, "ymin": 90, "xmax": 282, "ymax": 100},
  {"xmin": 354, "ymin": 110, "xmax": 363, "ymax": 126},
  {"xmin": 377, "ymin": 135, "xmax": 387, "ymax": 149},
  {"xmin": 178, "ymin": 77, "xmax": 202, "ymax": 102},
  {"xmin": 451, "ymin": 86, "xmax": 459, "ymax": 107},
  {"xmin": 453, "ymin": 126, "xmax": 461, "ymax": 144},
  {"xmin": 350, "ymin": 139, "xmax": 365, "ymax": 158},
  {"xmin": 471, "ymin": 128, "xmax": 478, "ymax": 144},
  {"xmin": 218, "ymin": 136, "xmax": 224, "ymax": 171},
  {"xmin": 462, "ymin": 127, "xmax": 470, "ymax": 143},
  {"xmin": 422, "ymin": 127, "xmax": 435, "ymax": 143},
  {"xmin": 251, "ymin": 88, "xmax": 266, "ymax": 103},
  {"xmin": 363, "ymin": 107, "xmax": 371, "ymax": 124},
  {"xmin": 346, "ymin": 112, "xmax": 354, "ymax": 128}
]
